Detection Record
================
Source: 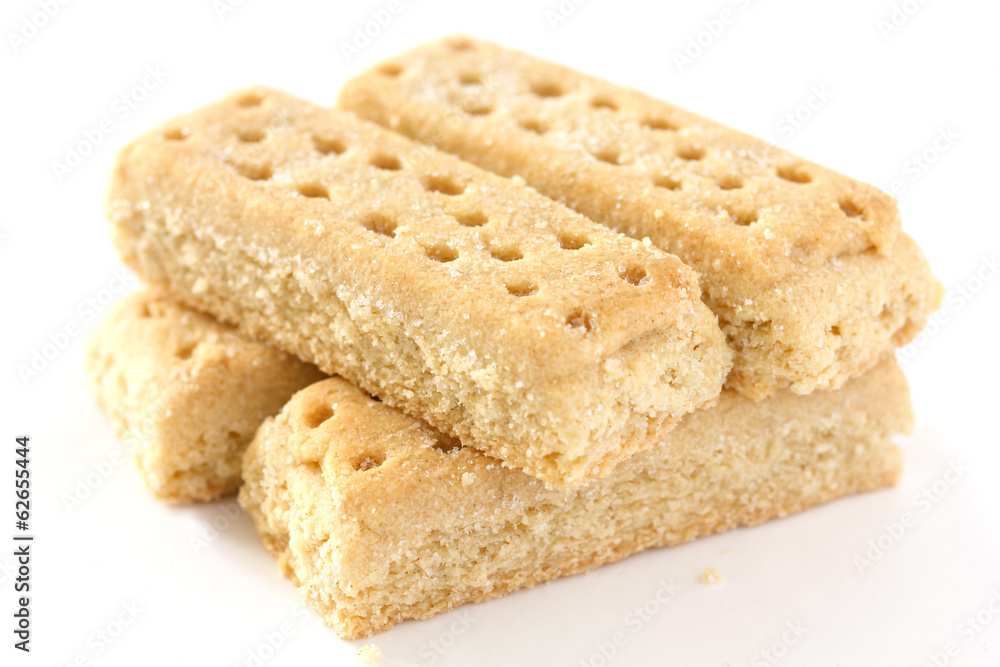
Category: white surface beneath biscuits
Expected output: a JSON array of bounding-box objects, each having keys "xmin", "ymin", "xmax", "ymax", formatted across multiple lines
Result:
[
  {"xmin": 2, "ymin": 0, "xmax": 999, "ymax": 665},
  {"xmin": 12, "ymin": 380, "xmax": 1000, "ymax": 666}
]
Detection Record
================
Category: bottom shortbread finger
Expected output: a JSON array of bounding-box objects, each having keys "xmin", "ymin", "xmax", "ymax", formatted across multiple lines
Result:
[
  {"xmin": 240, "ymin": 356, "xmax": 911, "ymax": 639},
  {"xmin": 86, "ymin": 291, "xmax": 325, "ymax": 504}
]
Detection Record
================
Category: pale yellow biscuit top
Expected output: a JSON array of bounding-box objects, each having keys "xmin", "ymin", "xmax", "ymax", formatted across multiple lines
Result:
[
  {"xmin": 110, "ymin": 87, "xmax": 717, "ymax": 380},
  {"xmin": 339, "ymin": 37, "xmax": 902, "ymax": 285}
]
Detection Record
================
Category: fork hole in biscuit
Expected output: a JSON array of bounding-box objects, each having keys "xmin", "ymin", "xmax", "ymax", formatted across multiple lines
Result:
[
  {"xmin": 458, "ymin": 71, "xmax": 482, "ymax": 86},
  {"xmin": 237, "ymin": 129, "xmax": 265, "ymax": 143},
  {"xmin": 838, "ymin": 198, "xmax": 865, "ymax": 219},
  {"xmin": 725, "ymin": 206, "xmax": 758, "ymax": 226},
  {"xmin": 716, "ymin": 174, "xmax": 744, "ymax": 190},
  {"xmin": 642, "ymin": 116, "xmax": 679, "ymax": 132},
  {"xmin": 370, "ymin": 153, "xmax": 402, "ymax": 171},
  {"xmin": 447, "ymin": 37, "xmax": 475, "ymax": 52},
  {"xmin": 362, "ymin": 212, "xmax": 397, "ymax": 238},
  {"xmin": 591, "ymin": 96, "xmax": 619, "ymax": 111},
  {"xmin": 235, "ymin": 92, "xmax": 263, "ymax": 107},
  {"xmin": 304, "ymin": 404, "xmax": 334, "ymax": 429},
  {"xmin": 518, "ymin": 118, "xmax": 549, "ymax": 134},
  {"xmin": 558, "ymin": 231, "xmax": 589, "ymax": 250},
  {"xmin": 423, "ymin": 174, "xmax": 465, "ymax": 196},
  {"xmin": 431, "ymin": 433, "xmax": 463, "ymax": 454},
  {"xmin": 352, "ymin": 453, "xmax": 385, "ymax": 472},
  {"xmin": 296, "ymin": 182, "xmax": 329, "ymax": 199},
  {"xmin": 776, "ymin": 164, "xmax": 812, "ymax": 184},
  {"xmin": 313, "ymin": 135, "xmax": 346, "ymax": 156},
  {"xmin": 463, "ymin": 101, "xmax": 494, "ymax": 116},
  {"xmin": 590, "ymin": 146, "xmax": 622, "ymax": 165},
  {"xmin": 653, "ymin": 174, "xmax": 682, "ymax": 191},
  {"xmin": 566, "ymin": 309, "xmax": 595, "ymax": 333},
  {"xmin": 234, "ymin": 162, "xmax": 273, "ymax": 181},
  {"xmin": 174, "ymin": 343, "xmax": 196, "ymax": 360},
  {"xmin": 425, "ymin": 242, "xmax": 458, "ymax": 263},
  {"xmin": 620, "ymin": 265, "xmax": 648, "ymax": 286},
  {"xmin": 455, "ymin": 211, "xmax": 487, "ymax": 228},
  {"xmin": 506, "ymin": 280, "xmax": 537, "ymax": 297},
  {"xmin": 677, "ymin": 145, "xmax": 706, "ymax": 161},
  {"xmin": 162, "ymin": 127, "xmax": 189, "ymax": 141},
  {"xmin": 489, "ymin": 245, "xmax": 523, "ymax": 262},
  {"xmin": 377, "ymin": 63, "xmax": 404, "ymax": 77},
  {"xmin": 530, "ymin": 81, "xmax": 564, "ymax": 98}
]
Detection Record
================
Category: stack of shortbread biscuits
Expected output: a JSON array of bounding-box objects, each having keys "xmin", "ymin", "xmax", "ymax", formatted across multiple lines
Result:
[{"xmin": 87, "ymin": 38, "xmax": 940, "ymax": 638}]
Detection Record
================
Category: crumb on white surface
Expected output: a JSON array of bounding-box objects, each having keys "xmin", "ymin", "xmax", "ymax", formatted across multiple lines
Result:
[
  {"xmin": 700, "ymin": 567, "xmax": 724, "ymax": 584},
  {"xmin": 357, "ymin": 643, "xmax": 381, "ymax": 664}
]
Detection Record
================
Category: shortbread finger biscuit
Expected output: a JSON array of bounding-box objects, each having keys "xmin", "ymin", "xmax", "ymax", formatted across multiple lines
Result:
[
  {"xmin": 240, "ymin": 356, "xmax": 911, "ymax": 638},
  {"xmin": 85, "ymin": 291, "xmax": 325, "ymax": 503},
  {"xmin": 107, "ymin": 88, "xmax": 731, "ymax": 488},
  {"xmin": 340, "ymin": 37, "xmax": 942, "ymax": 399}
]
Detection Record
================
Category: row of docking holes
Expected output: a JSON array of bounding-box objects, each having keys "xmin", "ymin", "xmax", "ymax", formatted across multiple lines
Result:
[
  {"xmin": 376, "ymin": 62, "xmax": 868, "ymax": 223},
  {"xmin": 362, "ymin": 191, "xmax": 631, "ymax": 332},
  {"xmin": 302, "ymin": 399, "xmax": 464, "ymax": 473},
  {"xmin": 164, "ymin": 118, "xmax": 635, "ymax": 332},
  {"xmin": 166, "ymin": 90, "xmax": 865, "ymax": 225}
]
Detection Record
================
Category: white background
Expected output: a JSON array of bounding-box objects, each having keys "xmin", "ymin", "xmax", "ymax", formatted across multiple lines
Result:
[{"xmin": 2, "ymin": 0, "xmax": 999, "ymax": 665}]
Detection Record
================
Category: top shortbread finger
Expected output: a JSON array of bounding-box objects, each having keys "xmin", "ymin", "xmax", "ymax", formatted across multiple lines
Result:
[
  {"xmin": 340, "ymin": 37, "xmax": 941, "ymax": 398},
  {"xmin": 106, "ymin": 87, "xmax": 731, "ymax": 487}
]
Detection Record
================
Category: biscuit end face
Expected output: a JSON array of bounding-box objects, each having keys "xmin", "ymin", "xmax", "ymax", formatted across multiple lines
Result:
[
  {"xmin": 87, "ymin": 291, "xmax": 324, "ymax": 504},
  {"xmin": 716, "ymin": 232, "xmax": 941, "ymax": 399}
]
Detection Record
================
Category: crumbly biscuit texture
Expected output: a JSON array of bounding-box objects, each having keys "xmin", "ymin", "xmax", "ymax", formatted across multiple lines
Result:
[
  {"xmin": 340, "ymin": 37, "xmax": 941, "ymax": 398},
  {"xmin": 85, "ymin": 291, "xmax": 325, "ymax": 503},
  {"xmin": 240, "ymin": 356, "xmax": 911, "ymax": 638},
  {"xmin": 107, "ymin": 87, "xmax": 731, "ymax": 487}
]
